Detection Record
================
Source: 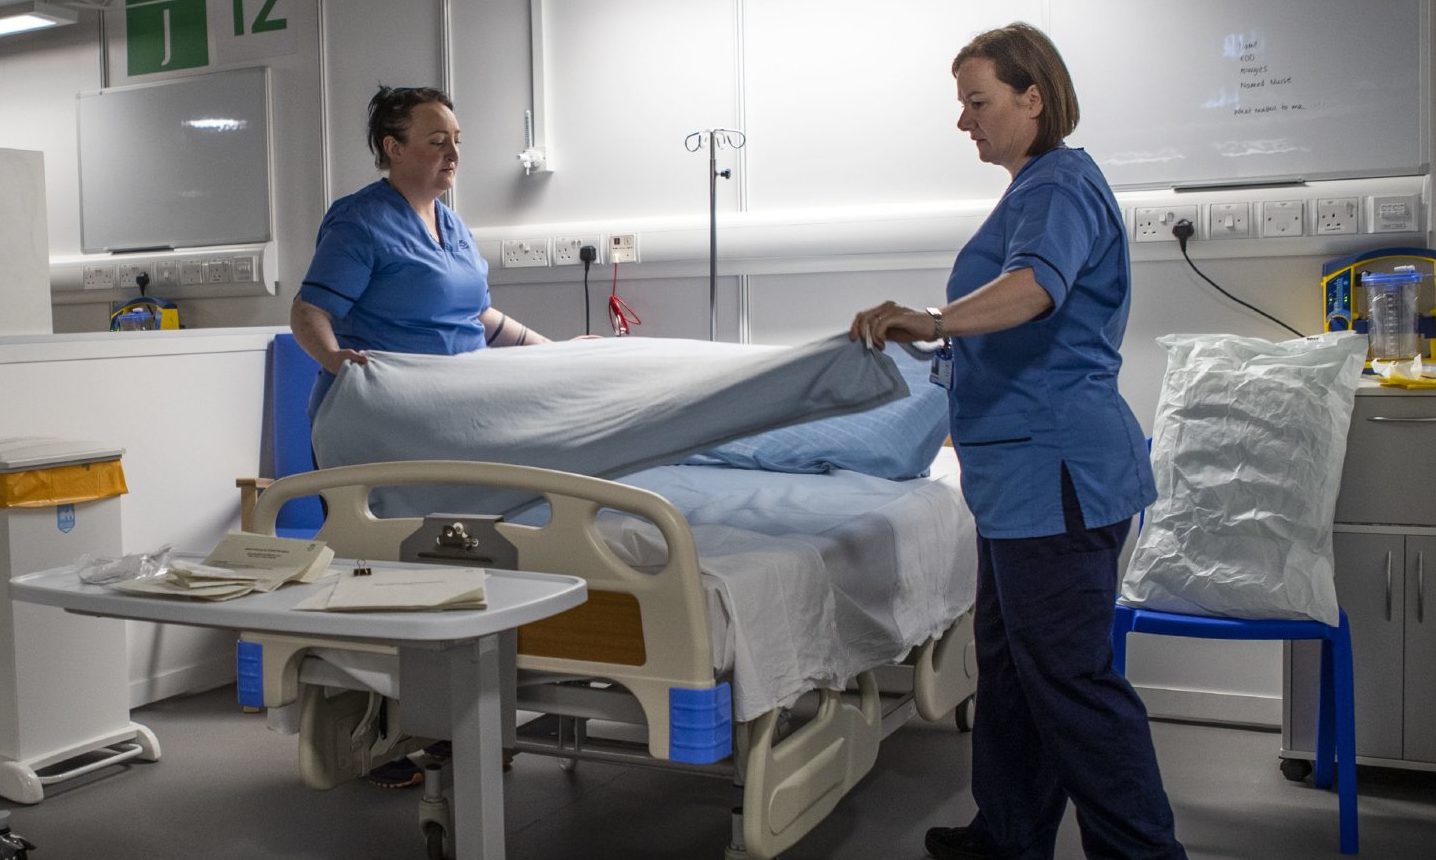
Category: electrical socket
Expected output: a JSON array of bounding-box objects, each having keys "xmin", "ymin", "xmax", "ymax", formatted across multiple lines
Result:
[
  {"xmin": 553, "ymin": 236, "xmax": 603, "ymax": 266},
  {"xmin": 1208, "ymin": 202, "xmax": 1251, "ymax": 239},
  {"xmin": 116, "ymin": 263, "xmax": 152, "ymax": 290},
  {"xmin": 1368, "ymin": 194, "xmax": 1421, "ymax": 233},
  {"xmin": 82, "ymin": 265, "xmax": 116, "ymax": 290},
  {"xmin": 205, "ymin": 259, "xmax": 231, "ymax": 283},
  {"xmin": 231, "ymin": 254, "xmax": 258, "ymax": 282},
  {"xmin": 1261, "ymin": 200, "xmax": 1305, "ymax": 237},
  {"xmin": 608, "ymin": 233, "xmax": 639, "ymax": 263},
  {"xmin": 1132, "ymin": 206, "xmax": 1198, "ymax": 242},
  {"xmin": 501, "ymin": 238, "xmax": 550, "ymax": 268},
  {"xmin": 179, "ymin": 260, "xmax": 204, "ymax": 285},
  {"xmin": 154, "ymin": 261, "xmax": 180, "ymax": 289},
  {"xmin": 1314, "ymin": 197, "xmax": 1359, "ymax": 235}
]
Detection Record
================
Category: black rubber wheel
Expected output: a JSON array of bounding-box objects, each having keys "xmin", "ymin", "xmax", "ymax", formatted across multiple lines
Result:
[
  {"xmin": 1279, "ymin": 757, "xmax": 1313, "ymax": 782},
  {"xmin": 955, "ymin": 695, "xmax": 976, "ymax": 733},
  {"xmin": 424, "ymin": 821, "xmax": 447, "ymax": 860}
]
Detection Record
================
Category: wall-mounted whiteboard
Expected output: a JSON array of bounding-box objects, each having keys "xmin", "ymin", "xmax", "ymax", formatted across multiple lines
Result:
[
  {"xmin": 78, "ymin": 66, "xmax": 272, "ymax": 253},
  {"xmin": 1055, "ymin": 0, "xmax": 1429, "ymax": 189}
]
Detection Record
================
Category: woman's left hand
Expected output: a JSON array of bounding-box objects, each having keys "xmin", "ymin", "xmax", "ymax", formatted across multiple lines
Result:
[{"xmin": 849, "ymin": 300, "xmax": 931, "ymax": 350}]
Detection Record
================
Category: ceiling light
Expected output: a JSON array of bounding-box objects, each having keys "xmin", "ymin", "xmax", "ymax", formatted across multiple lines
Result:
[{"xmin": 0, "ymin": 2, "xmax": 79, "ymax": 38}]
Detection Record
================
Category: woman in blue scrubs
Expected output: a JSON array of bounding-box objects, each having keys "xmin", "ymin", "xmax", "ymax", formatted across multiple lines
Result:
[
  {"xmin": 290, "ymin": 86, "xmax": 550, "ymax": 788},
  {"xmin": 292, "ymin": 86, "xmax": 549, "ymax": 420},
  {"xmin": 851, "ymin": 23, "xmax": 1186, "ymax": 860}
]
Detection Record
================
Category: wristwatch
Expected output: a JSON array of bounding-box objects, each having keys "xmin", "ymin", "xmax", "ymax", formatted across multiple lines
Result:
[{"xmin": 925, "ymin": 307, "xmax": 946, "ymax": 342}]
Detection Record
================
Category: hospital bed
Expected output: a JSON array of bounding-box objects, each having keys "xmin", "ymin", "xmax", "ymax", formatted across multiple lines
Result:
[{"xmin": 240, "ymin": 449, "xmax": 978, "ymax": 859}]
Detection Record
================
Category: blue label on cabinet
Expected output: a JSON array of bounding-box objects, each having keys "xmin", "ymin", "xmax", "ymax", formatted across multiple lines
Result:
[{"xmin": 57, "ymin": 504, "xmax": 76, "ymax": 534}]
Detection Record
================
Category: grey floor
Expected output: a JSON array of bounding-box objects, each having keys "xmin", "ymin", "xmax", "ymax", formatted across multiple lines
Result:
[{"xmin": 7, "ymin": 685, "xmax": 1435, "ymax": 859}]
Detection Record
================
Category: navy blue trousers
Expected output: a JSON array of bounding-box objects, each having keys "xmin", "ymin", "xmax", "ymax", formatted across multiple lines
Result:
[{"xmin": 968, "ymin": 470, "xmax": 1186, "ymax": 860}]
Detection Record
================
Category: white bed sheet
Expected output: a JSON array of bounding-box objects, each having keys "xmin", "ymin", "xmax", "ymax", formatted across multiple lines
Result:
[
  {"xmin": 310, "ymin": 450, "xmax": 976, "ymax": 724},
  {"xmin": 598, "ymin": 447, "xmax": 975, "ymax": 722}
]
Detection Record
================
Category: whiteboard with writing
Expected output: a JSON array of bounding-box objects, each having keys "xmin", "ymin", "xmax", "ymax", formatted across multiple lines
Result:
[{"xmin": 1053, "ymin": 0, "xmax": 1428, "ymax": 188}]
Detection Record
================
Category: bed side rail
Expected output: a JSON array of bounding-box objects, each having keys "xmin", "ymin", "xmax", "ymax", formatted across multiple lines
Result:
[{"xmin": 250, "ymin": 460, "xmax": 722, "ymax": 760}]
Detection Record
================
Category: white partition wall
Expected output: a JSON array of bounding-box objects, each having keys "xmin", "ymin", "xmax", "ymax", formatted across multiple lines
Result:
[
  {"xmin": 0, "ymin": 329, "xmax": 275, "ymax": 706},
  {"xmin": 0, "ymin": 149, "xmax": 53, "ymax": 336}
]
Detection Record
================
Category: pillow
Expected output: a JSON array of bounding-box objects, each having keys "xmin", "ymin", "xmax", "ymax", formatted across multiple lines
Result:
[
  {"xmin": 685, "ymin": 346, "xmax": 948, "ymax": 480},
  {"xmin": 1121, "ymin": 332, "xmax": 1367, "ymax": 626}
]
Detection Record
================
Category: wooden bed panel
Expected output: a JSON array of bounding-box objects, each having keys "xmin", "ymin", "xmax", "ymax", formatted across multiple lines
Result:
[{"xmin": 517, "ymin": 589, "xmax": 646, "ymax": 666}]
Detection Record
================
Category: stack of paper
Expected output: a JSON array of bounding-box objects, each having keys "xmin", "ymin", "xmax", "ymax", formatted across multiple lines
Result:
[
  {"xmin": 293, "ymin": 566, "xmax": 488, "ymax": 612},
  {"xmin": 110, "ymin": 533, "xmax": 335, "ymax": 602}
]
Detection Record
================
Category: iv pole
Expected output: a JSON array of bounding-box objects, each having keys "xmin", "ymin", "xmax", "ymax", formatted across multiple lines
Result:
[{"xmin": 685, "ymin": 128, "xmax": 745, "ymax": 341}]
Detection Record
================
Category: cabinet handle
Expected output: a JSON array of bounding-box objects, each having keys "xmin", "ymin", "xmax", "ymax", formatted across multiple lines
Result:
[
  {"xmin": 1385, "ymin": 551, "xmax": 1393, "ymax": 622},
  {"xmin": 1367, "ymin": 416, "xmax": 1436, "ymax": 423},
  {"xmin": 1420, "ymin": 552, "xmax": 1426, "ymax": 624}
]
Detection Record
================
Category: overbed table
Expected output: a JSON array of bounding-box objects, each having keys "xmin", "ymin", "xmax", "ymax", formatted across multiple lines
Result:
[{"xmin": 10, "ymin": 562, "xmax": 587, "ymax": 860}]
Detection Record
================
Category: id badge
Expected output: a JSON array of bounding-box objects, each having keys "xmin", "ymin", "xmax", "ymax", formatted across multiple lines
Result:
[{"xmin": 929, "ymin": 346, "xmax": 955, "ymax": 390}]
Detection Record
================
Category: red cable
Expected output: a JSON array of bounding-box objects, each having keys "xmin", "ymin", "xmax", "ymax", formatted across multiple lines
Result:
[{"xmin": 608, "ymin": 261, "xmax": 642, "ymax": 336}]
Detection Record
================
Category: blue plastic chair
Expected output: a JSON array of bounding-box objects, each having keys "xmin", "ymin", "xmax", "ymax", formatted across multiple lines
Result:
[
  {"xmin": 266, "ymin": 333, "xmax": 323, "ymax": 539},
  {"xmin": 1111, "ymin": 605, "xmax": 1358, "ymax": 854}
]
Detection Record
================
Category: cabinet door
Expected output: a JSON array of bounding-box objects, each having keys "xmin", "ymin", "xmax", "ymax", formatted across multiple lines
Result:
[
  {"xmin": 1405, "ymin": 535, "xmax": 1436, "ymax": 763},
  {"xmin": 1320, "ymin": 532, "xmax": 1405, "ymax": 759}
]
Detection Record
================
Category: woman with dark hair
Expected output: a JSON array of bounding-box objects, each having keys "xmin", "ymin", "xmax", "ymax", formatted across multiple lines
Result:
[
  {"xmin": 851, "ymin": 23, "xmax": 1186, "ymax": 860},
  {"xmin": 292, "ymin": 85, "xmax": 548, "ymax": 420}
]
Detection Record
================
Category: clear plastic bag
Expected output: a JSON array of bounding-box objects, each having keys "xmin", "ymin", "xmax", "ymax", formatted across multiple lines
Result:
[
  {"xmin": 76, "ymin": 545, "xmax": 175, "ymax": 585},
  {"xmin": 1121, "ymin": 332, "xmax": 1367, "ymax": 626}
]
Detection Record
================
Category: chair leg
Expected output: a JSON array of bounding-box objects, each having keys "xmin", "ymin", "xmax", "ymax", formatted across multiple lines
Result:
[
  {"xmin": 1332, "ymin": 616, "xmax": 1359, "ymax": 855},
  {"xmin": 1314, "ymin": 639, "xmax": 1335, "ymax": 791},
  {"xmin": 1110, "ymin": 604, "xmax": 1135, "ymax": 675}
]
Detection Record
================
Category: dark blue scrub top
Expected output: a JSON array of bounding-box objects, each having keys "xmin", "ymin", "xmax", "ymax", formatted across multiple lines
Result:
[
  {"xmin": 299, "ymin": 179, "xmax": 491, "ymax": 356},
  {"xmin": 946, "ymin": 147, "xmax": 1156, "ymax": 539}
]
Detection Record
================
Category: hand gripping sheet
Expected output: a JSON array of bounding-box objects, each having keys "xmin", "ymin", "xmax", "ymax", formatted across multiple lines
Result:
[
  {"xmin": 311, "ymin": 334, "xmax": 906, "ymax": 517},
  {"xmin": 1121, "ymin": 332, "xmax": 1367, "ymax": 626}
]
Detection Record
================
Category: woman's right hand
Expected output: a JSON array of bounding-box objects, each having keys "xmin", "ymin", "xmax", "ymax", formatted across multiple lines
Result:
[
  {"xmin": 321, "ymin": 348, "xmax": 368, "ymax": 375},
  {"xmin": 849, "ymin": 300, "xmax": 931, "ymax": 350}
]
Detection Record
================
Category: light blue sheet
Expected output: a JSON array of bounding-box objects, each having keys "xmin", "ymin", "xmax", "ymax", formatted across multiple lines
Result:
[
  {"xmin": 684, "ymin": 346, "xmax": 947, "ymax": 480},
  {"xmin": 312, "ymin": 334, "xmax": 906, "ymax": 516}
]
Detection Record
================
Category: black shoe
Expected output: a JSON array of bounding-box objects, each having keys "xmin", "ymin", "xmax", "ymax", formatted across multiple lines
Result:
[
  {"xmin": 925, "ymin": 826, "xmax": 1002, "ymax": 859},
  {"xmin": 366, "ymin": 756, "xmax": 423, "ymax": 789}
]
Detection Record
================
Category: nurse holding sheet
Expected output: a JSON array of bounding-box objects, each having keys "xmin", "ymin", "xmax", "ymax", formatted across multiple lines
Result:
[
  {"xmin": 850, "ymin": 23, "xmax": 1185, "ymax": 860},
  {"xmin": 291, "ymin": 86, "xmax": 551, "ymax": 421}
]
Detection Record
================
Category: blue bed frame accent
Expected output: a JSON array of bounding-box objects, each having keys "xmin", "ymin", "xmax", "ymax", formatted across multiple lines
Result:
[
  {"xmin": 668, "ymin": 683, "xmax": 733, "ymax": 763},
  {"xmin": 236, "ymin": 639, "xmax": 265, "ymax": 709}
]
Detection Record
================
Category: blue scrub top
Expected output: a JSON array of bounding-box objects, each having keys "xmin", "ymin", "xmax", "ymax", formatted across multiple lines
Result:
[
  {"xmin": 946, "ymin": 147, "xmax": 1155, "ymax": 539},
  {"xmin": 299, "ymin": 179, "xmax": 491, "ymax": 356}
]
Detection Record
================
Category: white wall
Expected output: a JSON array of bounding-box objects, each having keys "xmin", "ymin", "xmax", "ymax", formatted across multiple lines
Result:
[{"xmin": 0, "ymin": 0, "xmax": 1432, "ymax": 722}]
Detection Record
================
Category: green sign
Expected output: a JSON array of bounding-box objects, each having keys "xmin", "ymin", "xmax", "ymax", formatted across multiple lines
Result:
[
  {"xmin": 126, "ymin": 0, "xmax": 209, "ymax": 76},
  {"xmin": 235, "ymin": 0, "xmax": 286, "ymax": 36}
]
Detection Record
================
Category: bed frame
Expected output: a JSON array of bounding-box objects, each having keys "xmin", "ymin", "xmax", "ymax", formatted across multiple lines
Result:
[{"xmin": 243, "ymin": 459, "xmax": 976, "ymax": 859}]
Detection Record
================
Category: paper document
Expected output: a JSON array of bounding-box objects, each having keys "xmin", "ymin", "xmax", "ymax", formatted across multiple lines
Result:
[
  {"xmin": 294, "ymin": 567, "xmax": 488, "ymax": 612},
  {"xmin": 110, "ymin": 559, "xmax": 265, "ymax": 601},
  {"xmin": 104, "ymin": 535, "xmax": 336, "ymax": 602},
  {"xmin": 201, "ymin": 533, "xmax": 336, "ymax": 592}
]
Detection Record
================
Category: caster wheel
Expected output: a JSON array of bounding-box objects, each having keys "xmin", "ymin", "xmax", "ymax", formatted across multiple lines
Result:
[
  {"xmin": 955, "ymin": 695, "xmax": 976, "ymax": 733},
  {"xmin": 558, "ymin": 757, "xmax": 577, "ymax": 772},
  {"xmin": 1279, "ymin": 757, "xmax": 1313, "ymax": 782},
  {"xmin": 424, "ymin": 821, "xmax": 447, "ymax": 860}
]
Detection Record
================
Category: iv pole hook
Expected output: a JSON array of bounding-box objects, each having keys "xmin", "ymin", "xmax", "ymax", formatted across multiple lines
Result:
[{"xmin": 686, "ymin": 129, "xmax": 745, "ymax": 341}]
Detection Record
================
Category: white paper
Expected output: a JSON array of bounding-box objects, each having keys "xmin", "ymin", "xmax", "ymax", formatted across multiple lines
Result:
[
  {"xmin": 294, "ymin": 567, "xmax": 487, "ymax": 613},
  {"xmin": 202, "ymin": 533, "xmax": 336, "ymax": 592}
]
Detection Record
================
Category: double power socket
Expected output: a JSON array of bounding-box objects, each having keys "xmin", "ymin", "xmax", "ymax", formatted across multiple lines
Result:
[
  {"xmin": 1132, "ymin": 194, "xmax": 1420, "ymax": 243},
  {"xmin": 500, "ymin": 233, "xmax": 640, "ymax": 268}
]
